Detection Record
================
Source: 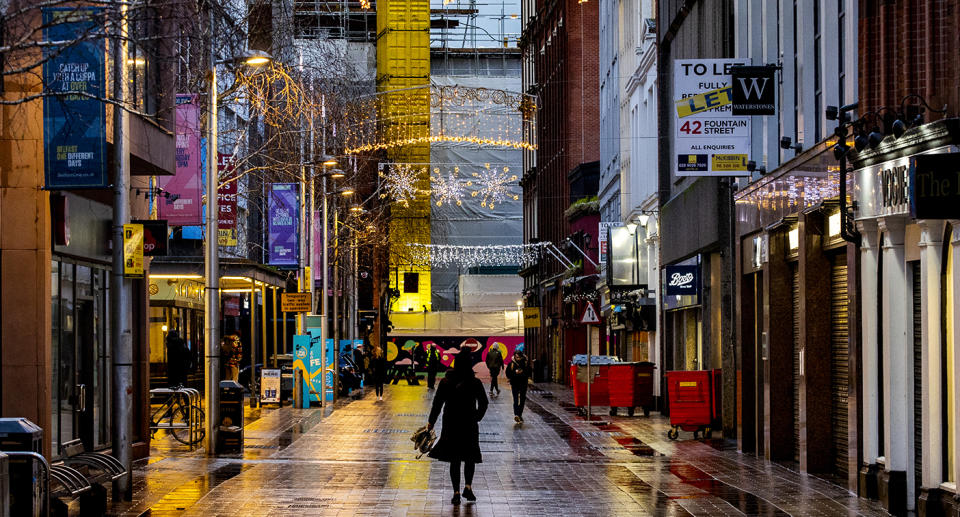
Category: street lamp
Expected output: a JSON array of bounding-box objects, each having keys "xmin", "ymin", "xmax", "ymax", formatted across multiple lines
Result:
[
  {"xmin": 316, "ymin": 159, "xmax": 340, "ymax": 405},
  {"xmin": 204, "ymin": 45, "xmax": 272, "ymax": 454}
]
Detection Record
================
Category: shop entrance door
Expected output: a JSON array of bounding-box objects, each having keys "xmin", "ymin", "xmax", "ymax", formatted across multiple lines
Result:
[{"xmin": 74, "ymin": 299, "xmax": 98, "ymax": 451}]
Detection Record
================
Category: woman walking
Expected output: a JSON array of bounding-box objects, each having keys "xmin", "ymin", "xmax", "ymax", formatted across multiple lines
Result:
[
  {"xmin": 371, "ymin": 345, "xmax": 387, "ymax": 401},
  {"xmin": 427, "ymin": 349, "xmax": 489, "ymax": 505}
]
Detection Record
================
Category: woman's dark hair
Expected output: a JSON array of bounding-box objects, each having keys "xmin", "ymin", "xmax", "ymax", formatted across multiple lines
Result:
[{"xmin": 453, "ymin": 348, "xmax": 475, "ymax": 378}]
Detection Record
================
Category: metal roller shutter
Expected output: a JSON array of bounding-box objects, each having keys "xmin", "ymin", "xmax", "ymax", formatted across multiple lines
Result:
[
  {"xmin": 831, "ymin": 257, "xmax": 849, "ymax": 480},
  {"xmin": 913, "ymin": 263, "xmax": 922, "ymax": 498},
  {"xmin": 792, "ymin": 266, "xmax": 801, "ymax": 465}
]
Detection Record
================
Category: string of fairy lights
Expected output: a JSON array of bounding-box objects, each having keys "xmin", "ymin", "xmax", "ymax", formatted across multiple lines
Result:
[
  {"xmin": 379, "ymin": 162, "xmax": 520, "ymax": 210},
  {"xmin": 408, "ymin": 242, "xmax": 548, "ymax": 268},
  {"xmin": 343, "ymin": 85, "xmax": 538, "ymax": 155}
]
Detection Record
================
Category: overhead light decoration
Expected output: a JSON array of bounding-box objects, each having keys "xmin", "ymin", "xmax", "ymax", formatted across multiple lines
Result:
[
  {"xmin": 431, "ymin": 167, "xmax": 466, "ymax": 206},
  {"xmin": 471, "ymin": 163, "xmax": 519, "ymax": 210},
  {"xmin": 342, "ymin": 85, "xmax": 538, "ymax": 155},
  {"xmin": 408, "ymin": 242, "xmax": 548, "ymax": 268},
  {"xmin": 379, "ymin": 163, "xmax": 424, "ymax": 208},
  {"xmin": 360, "ymin": 0, "xmax": 371, "ymax": 7}
]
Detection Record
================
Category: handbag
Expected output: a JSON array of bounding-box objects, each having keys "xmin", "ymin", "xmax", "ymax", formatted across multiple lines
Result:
[{"xmin": 411, "ymin": 425, "xmax": 436, "ymax": 459}]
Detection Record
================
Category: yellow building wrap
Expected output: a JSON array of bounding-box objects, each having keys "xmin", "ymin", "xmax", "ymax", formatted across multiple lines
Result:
[{"xmin": 377, "ymin": 0, "xmax": 432, "ymax": 312}]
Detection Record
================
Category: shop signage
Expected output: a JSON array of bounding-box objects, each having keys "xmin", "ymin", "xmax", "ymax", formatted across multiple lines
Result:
[
  {"xmin": 665, "ymin": 265, "xmax": 699, "ymax": 296},
  {"xmin": 522, "ymin": 307, "xmax": 540, "ymax": 328},
  {"xmin": 42, "ymin": 8, "xmax": 107, "ymax": 189},
  {"xmin": 909, "ymin": 153, "xmax": 960, "ymax": 219},
  {"xmin": 598, "ymin": 221, "xmax": 623, "ymax": 269},
  {"xmin": 133, "ymin": 219, "xmax": 168, "ymax": 256},
  {"xmin": 122, "ymin": 224, "xmax": 144, "ymax": 278},
  {"xmin": 673, "ymin": 59, "xmax": 751, "ymax": 176},
  {"xmin": 282, "ymin": 292, "xmax": 312, "ymax": 312},
  {"xmin": 149, "ymin": 278, "xmax": 204, "ymax": 308},
  {"xmin": 160, "ymin": 94, "xmax": 203, "ymax": 225},
  {"xmin": 217, "ymin": 154, "xmax": 238, "ymax": 246},
  {"xmin": 260, "ymin": 369, "xmax": 281, "ymax": 404},
  {"xmin": 223, "ymin": 295, "xmax": 240, "ymax": 316},
  {"xmin": 730, "ymin": 66, "xmax": 776, "ymax": 115},
  {"xmin": 607, "ymin": 225, "xmax": 645, "ymax": 288},
  {"xmin": 268, "ymin": 183, "xmax": 299, "ymax": 266}
]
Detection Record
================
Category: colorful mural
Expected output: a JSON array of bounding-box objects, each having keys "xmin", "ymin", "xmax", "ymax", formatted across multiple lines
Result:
[{"xmin": 385, "ymin": 336, "xmax": 524, "ymax": 373}]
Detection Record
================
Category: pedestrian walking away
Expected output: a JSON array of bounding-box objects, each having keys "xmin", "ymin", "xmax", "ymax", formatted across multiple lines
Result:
[
  {"xmin": 165, "ymin": 329, "xmax": 188, "ymax": 388},
  {"xmin": 427, "ymin": 348, "xmax": 489, "ymax": 505},
  {"xmin": 485, "ymin": 345, "xmax": 503, "ymax": 396},
  {"xmin": 371, "ymin": 345, "xmax": 387, "ymax": 401},
  {"xmin": 426, "ymin": 343, "xmax": 441, "ymax": 389},
  {"xmin": 505, "ymin": 344, "xmax": 531, "ymax": 424}
]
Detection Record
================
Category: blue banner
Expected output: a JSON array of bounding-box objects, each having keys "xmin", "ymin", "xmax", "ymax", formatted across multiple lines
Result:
[
  {"xmin": 42, "ymin": 8, "xmax": 107, "ymax": 189},
  {"xmin": 268, "ymin": 183, "xmax": 299, "ymax": 266}
]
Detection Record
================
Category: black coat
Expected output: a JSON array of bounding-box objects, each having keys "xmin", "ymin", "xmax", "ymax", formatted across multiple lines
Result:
[
  {"xmin": 371, "ymin": 356, "xmax": 387, "ymax": 383},
  {"xmin": 427, "ymin": 373, "xmax": 489, "ymax": 463},
  {"xmin": 506, "ymin": 352, "xmax": 531, "ymax": 386}
]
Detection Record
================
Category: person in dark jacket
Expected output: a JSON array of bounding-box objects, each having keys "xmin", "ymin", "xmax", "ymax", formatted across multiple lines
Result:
[
  {"xmin": 166, "ymin": 330, "xmax": 188, "ymax": 387},
  {"xmin": 371, "ymin": 345, "xmax": 387, "ymax": 401},
  {"xmin": 485, "ymin": 346, "xmax": 503, "ymax": 397},
  {"xmin": 505, "ymin": 345, "xmax": 531, "ymax": 423},
  {"xmin": 427, "ymin": 349, "xmax": 489, "ymax": 505},
  {"xmin": 425, "ymin": 343, "xmax": 441, "ymax": 389}
]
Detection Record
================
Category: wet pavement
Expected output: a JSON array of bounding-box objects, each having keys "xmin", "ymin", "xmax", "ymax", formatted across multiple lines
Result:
[{"xmin": 107, "ymin": 381, "xmax": 889, "ymax": 516}]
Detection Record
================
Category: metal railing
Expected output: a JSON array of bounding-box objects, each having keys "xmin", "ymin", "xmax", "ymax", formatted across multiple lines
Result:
[{"xmin": 149, "ymin": 387, "xmax": 202, "ymax": 447}]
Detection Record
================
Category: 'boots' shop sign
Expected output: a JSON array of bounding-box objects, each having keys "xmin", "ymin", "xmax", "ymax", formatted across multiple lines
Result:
[
  {"xmin": 856, "ymin": 146, "xmax": 957, "ymax": 219},
  {"xmin": 665, "ymin": 265, "xmax": 699, "ymax": 296}
]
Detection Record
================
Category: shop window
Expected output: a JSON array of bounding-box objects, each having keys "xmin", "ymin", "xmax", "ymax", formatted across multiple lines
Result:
[{"xmin": 403, "ymin": 272, "xmax": 419, "ymax": 293}]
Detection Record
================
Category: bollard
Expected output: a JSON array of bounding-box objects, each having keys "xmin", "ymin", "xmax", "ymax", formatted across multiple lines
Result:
[{"xmin": 293, "ymin": 368, "xmax": 304, "ymax": 408}]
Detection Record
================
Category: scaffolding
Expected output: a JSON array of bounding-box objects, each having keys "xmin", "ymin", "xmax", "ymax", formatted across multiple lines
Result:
[{"xmin": 293, "ymin": 0, "xmax": 378, "ymax": 41}]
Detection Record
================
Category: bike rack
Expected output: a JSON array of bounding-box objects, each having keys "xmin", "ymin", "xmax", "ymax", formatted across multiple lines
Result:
[
  {"xmin": 149, "ymin": 387, "xmax": 202, "ymax": 447},
  {"xmin": 5, "ymin": 450, "xmax": 51, "ymax": 517}
]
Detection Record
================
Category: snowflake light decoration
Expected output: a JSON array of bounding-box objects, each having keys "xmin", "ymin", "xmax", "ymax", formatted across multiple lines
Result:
[
  {"xmin": 470, "ymin": 163, "xmax": 519, "ymax": 210},
  {"xmin": 431, "ymin": 167, "xmax": 466, "ymax": 207},
  {"xmin": 379, "ymin": 164, "xmax": 423, "ymax": 207}
]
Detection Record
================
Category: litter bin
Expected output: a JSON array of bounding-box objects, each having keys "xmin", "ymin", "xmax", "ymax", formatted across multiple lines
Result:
[
  {"xmin": 0, "ymin": 418, "xmax": 42, "ymax": 516},
  {"xmin": 570, "ymin": 355, "xmax": 619, "ymax": 408},
  {"xmin": 664, "ymin": 370, "xmax": 714, "ymax": 440},
  {"xmin": 216, "ymin": 381, "xmax": 244, "ymax": 454},
  {"xmin": 608, "ymin": 362, "xmax": 656, "ymax": 417}
]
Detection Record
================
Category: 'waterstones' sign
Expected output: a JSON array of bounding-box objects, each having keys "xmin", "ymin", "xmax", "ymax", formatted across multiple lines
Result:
[
  {"xmin": 665, "ymin": 265, "xmax": 699, "ymax": 296},
  {"xmin": 731, "ymin": 66, "xmax": 776, "ymax": 115},
  {"xmin": 909, "ymin": 153, "xmax": 960, "ymax": 219}
]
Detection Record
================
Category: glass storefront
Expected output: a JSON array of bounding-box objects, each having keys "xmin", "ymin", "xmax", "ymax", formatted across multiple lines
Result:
[{"xmin": 50, "ymin": 257, "xmax": 111, "ymax": 455}]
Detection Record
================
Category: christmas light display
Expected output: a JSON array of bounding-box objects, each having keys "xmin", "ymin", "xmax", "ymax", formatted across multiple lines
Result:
[
  {"xmin": 343, "ymin": 85, "xmax": 538, "ymax": 155},
  {"xmin": 379, "ymin": 163, "xmax": 425, "ymax": 208},
  {"xmin": 407, "ymin": 242, "xmax": 548, "ymax": 268},
  {"xmin": 431, "ymin": 167, "xmax": 466, "ymax": 206},
  {"xmin": 470, "ymin": 163, "xmax": 519, "ymax": 210}
]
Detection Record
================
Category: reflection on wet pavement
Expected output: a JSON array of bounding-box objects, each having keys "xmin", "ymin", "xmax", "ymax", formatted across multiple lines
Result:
[{"xmin": 108, "ymin": 383, "xmax": 889, "ymax": 516}]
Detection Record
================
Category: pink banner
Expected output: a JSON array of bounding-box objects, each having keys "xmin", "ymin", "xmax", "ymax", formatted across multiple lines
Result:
[{"xmin": 160, "ymin": 94, "xmax": 202, "ymax": 225}]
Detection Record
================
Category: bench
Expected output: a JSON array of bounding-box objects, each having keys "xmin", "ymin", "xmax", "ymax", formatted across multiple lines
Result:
[{"xmin": 48, "ymin": 439, "xmax": 126, "ymax": 516}]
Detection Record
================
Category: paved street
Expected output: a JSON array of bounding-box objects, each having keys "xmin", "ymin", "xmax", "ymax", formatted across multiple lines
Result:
[{"xmin": 109, "ymin": 382, "xmax": 889, "ymax": 517}]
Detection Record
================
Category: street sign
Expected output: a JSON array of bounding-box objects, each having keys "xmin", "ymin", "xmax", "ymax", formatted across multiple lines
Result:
[
  {"xmin": 281, "ymin": 292, "xmax": 312, "ymax": 312},
  {"xmin": 581, "ymin": 302, "xmax": 600, "ymax": 324}
]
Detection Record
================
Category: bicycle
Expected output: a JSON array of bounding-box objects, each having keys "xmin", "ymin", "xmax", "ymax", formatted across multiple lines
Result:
[{"xmin": 149, "ymin": 386, "xmax": 205, "ymax": 445}]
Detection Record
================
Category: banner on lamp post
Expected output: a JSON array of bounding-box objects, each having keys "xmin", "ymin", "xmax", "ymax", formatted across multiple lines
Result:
[
  {"xmin": 42, "ymin": 8, "xmax": 107, "ymax": 189},
  {"xmin": 160, "ymin": 94, "xmax": 202, "ymax": 225},
  {"xmin": 217, "ymin": 154, "xmax": 238, "ymax": 246},
  {"xmin": 268, "ymin": 183, "xmax": 299, "ymax": 266},
  {"xmin": 123, "ymin": 223, "xmax": 144, "ymax": 278}
]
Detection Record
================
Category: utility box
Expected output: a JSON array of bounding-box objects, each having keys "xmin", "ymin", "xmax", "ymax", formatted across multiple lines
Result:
[
  {"xmin": 0, "ymin": 418, "xmax": 42, "ymax": 516},
  {"xmin": 216, "ymin": 381, "xmax": 244, "ymax": 454}
]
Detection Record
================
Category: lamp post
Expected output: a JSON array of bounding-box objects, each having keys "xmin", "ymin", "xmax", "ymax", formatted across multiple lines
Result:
[{"xmin": 204, "ymin": 45, "xmax": 272, "ymax": 454}]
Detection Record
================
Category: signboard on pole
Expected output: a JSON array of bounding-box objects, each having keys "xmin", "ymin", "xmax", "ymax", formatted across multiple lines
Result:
[
  {"xmin": 281, "ymin": 292, "xmax": 312, "ymax": 312},
  {"xmin": 268, "ymin": 183, "xmax": 299, "ymax": 266},
  {"xmin": 581, "ymin": 302, "xmax": 600, "ymax": 324},
  {"xmin": 42, "ymin": 8, "xmax": 107, "ymax": 189},
  {"xmin": 160, "ymin": 94, "xmax": 203, "ymax": 225},
  {"xmin": 260, "ymin": 369, "xmax": 281, "ymax": 404},
  {"xmin": 123, "ymin": 224, "xmax": 144, "ymax": 278},
  {"xmin": 665, "ymin": 264, "xmax": 699, "ymax": 296},
  {"xmin": 522, "ymin": 307, "xmax": 541, "ymax": 328},
  {"xmin": 673, "ymin": 59, "xmax": 751, "ymax": 176},
  {"xmin": 217, "ymin": 154, "xmax": 238, "ymax": 246},
  {"xmin": 731, "ymin": 66, "xmax": 777, "ymax": 116},
  {"xmin": 598, "ymin": 221, "xmax": 623, "ymax": 269}
]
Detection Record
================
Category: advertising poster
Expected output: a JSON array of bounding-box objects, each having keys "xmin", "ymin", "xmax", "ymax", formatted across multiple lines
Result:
[
  {"xmin": 132, "ymin": 219, "xmax": 168, "ymax": 256},
  {"xmin": 42, "ymin": 8, "xmax": 107, "ymax": 189},
  {"xmin": 160, "ymin": 94, "xmax": 202, "ymax": 224},
  {"xmin": 217, "ymin": 154, "xmax": 238, "ymax": 246},
  {"xmin": 673, "ymin": 59, "xmax": 751, "ymax": 176},
  {"xmin": 123, "ymin": 223, "xmax": 144, "ymax": 278},
  {"xmin": 260, "ymin": 369, "xmax": 281, "ymax": 404},
  {"xmin": 268, "ymin": 183, "xmax": 299, "ymax": 266}
]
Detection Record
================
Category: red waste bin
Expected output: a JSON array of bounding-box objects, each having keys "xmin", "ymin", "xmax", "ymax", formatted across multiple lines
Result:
[
  {"xmin": 665, "ymin": 370, "xmax": 714, "ymax": 440},
  {"xmin": 571, "ymin": 364, "xmax": 610, "ymax": 408},
  {"xmin": 607, "ymin": 362, "xmax": 656, "ymax": 417}
]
